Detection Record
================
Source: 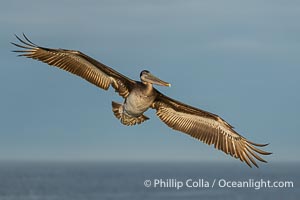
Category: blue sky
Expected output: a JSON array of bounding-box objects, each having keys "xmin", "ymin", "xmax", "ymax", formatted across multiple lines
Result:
[{"xmin": 0, "ymin": 0, "xmax": 299, "ymax": 164}]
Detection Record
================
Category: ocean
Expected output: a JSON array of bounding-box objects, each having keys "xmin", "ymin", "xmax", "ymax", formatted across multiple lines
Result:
[{"xmin": 0, "ymin": 161, "xmax": 298, "ymax": 200}]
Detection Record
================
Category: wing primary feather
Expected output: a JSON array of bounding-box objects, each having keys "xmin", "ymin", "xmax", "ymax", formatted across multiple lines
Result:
[
  {"xmin": 11, "ymin": 42, "xmax": 32, "ymax": 50},
  {"xmin": 14, "ymin": 34, "xmax": 36, "ymax": 48},
  {"xmin": 246, "ymin": 143, "xmax": 272, "ymax": 155},
  {"xmin": 22, "ymin": 33, "xmax": 39, "ymax": 47},
  {"xmin": 247, "ymin": 141, "xmax": 270, "ymax": 147},
  {"xmin": 245, "ymin": 146, "xmax": 268, "ymax": 163},
  {"xmin": 241, "ymin": 150, "xmax": 252, "ymax": 168},
  {"xmin": 244, "ymin": 148, "xmax": 259, "ymax": 168},
  {"xmin": 225, "ymin": 134, "xmax": 229, "ymax": 154}
]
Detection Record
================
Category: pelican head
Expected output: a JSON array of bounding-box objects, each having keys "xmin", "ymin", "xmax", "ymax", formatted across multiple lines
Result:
[{"xmin": 140, "ymin": 70, "xmax": 171, "ymax": 87}]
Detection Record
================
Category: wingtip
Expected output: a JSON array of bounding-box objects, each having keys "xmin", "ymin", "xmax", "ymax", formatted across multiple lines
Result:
[
  {"xmin": 22, "ymin": 33, "xmax": 37, "ymax": 46},
  {"xmin": 248, "ymin": 141, "xmax": 270, "ymax": 147},
  {"xmin": 251, "ymin": 161, "xmax": 258, "ymax": 168},
  {"xmin": 12, "ymin": 33, "xmax": 37, "ymax": 48}
]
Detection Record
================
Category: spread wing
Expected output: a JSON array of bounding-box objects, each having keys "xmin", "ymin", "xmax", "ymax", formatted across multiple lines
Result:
[
  {"xmin": 11, "ymin": 34, "xmax": 135, "ymax": 98},
  {"xmin": 152, "ymin": 91, "xmax": 271, "ymax": 168}
]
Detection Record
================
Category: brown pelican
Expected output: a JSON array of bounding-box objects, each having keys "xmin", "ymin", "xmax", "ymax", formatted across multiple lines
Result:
[{"xmin": 12, "ymin": 34, "xmax": 271, "ymax": 168}]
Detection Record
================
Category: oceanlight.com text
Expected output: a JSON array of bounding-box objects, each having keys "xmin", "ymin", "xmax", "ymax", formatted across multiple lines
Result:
[{"xmin": 143, "ymin": 178, "xmax": 294, "ymax": 190}]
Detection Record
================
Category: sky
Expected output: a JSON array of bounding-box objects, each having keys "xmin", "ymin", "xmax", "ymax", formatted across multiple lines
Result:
[{"xmin": 0, "ymin": 0, "xmax": 299, "ymax": 164}]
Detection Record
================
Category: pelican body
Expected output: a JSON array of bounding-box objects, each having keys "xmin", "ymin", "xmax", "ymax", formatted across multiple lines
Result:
[
  {"xmin": 12, "ymin": 34, "xmax": 271, "ymax": 168},
  {"xmin": 113, "ymin": 70, "xmax": 170, "ymax": 125}
]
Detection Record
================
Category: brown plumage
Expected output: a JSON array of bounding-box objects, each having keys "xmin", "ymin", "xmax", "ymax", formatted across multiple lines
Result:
[
  {"xmin": 12, "ymin": 34, "xmax": 271, "ymax": 168},
  {"xmin": 12, "ymin": 34, "xmax": 135, "ymax": 98},
  {"xmin": 152, "ymin": 92, "xmax": 270, "ymax": 167}
]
